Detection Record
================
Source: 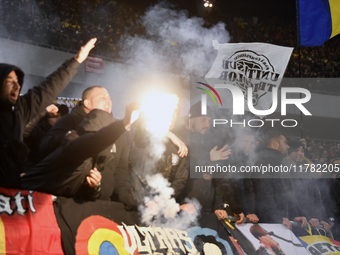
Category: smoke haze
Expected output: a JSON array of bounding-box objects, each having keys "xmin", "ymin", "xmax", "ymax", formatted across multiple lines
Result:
[{"xmin": 140, "ymin": 174, "xmax": 201, "ymax": 230}]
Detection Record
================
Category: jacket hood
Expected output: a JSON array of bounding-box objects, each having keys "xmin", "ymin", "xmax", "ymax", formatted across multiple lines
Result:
[
  {"xmin": 0, "ymin": 64, "xmax": 24, "ymax": 106},
  {"xmin": 78, "ymin": 109, "xmax": 115, "ymax": 134},
  {"xmin": 0, "ymin": 63, "xmax": 24, "ymax": 90},
  {"xmin": 71, "ymin": 101, "xmax": 87, "ymax": 118}
]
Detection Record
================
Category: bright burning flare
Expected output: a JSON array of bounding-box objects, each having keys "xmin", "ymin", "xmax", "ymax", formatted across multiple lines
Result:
[{"xmin": 141, "ymin": 93, "xmax": 179, "ymax": 137}]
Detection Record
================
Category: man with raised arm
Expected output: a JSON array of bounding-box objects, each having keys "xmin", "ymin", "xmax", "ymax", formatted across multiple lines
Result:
[{"xmin": 0, "ymin": 38, "xmax": 97, "ymax": 189}]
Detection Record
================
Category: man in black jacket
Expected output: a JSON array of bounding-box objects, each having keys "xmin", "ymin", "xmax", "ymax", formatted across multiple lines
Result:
[
  {"xmin": 39, "ymin": 85, "xmax": 134, "ymax": 206},
  {"xmin": 252, "ymin": 131, "xmax": 308, "ymax": 229},
  {"xmin": 283, "ymin": 140, "xmax": 331, "ymax": 233},
  {"xmin": 39, "ymin": 85, "xmax": 112, "ymax": 157},
  {"xmin": 21, "ymin": 107, "xmax": 139, "ymax": 200},
  {"xmin": 22, "ymin": 104, "xmax": 69, "ymax": 171},
  {"xmin": 0, "ymin": 38, "xmax": 97, "ymax": 189},
  {"xmin": 178, "ymin": 102, "xmax": 247, "ymax": 225}
]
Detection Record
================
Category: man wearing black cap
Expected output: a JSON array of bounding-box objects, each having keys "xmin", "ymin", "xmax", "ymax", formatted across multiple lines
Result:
[
  {"xmin": 179, "ymin": 101, "xmax": 244, "ymax": 224},
  {"xmin": 188, "ymin": 101, "xmax": 231, "ymax": 166},
  {"xmin": 284, "ymin": 140, "xmax": 304, "ymax": 164},
  {"xmin": 0, "ymin": 38, "xmax": 97, "ymax": 188}
]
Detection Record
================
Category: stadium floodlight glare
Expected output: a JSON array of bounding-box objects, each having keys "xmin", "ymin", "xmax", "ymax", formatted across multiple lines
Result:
[{"xmin": 204, "ymin": 2, "xmax": 209, "ymax": 7}]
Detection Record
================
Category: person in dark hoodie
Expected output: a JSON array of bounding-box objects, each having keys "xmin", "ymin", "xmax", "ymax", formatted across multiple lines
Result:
[
  {"xmin": 252, "ymin": 131, "xmax": 308, "ymax": 230},
  {"xmin": 22, "ymin": 103, "xmax": 69, "ymax": 172},
  {"xmin": 0, "ymin": 37, "xmax": 97, "ymax": 189},
  {"xmin": 21, "ymin": 105, "xmax": 140, "ymax": 200}
]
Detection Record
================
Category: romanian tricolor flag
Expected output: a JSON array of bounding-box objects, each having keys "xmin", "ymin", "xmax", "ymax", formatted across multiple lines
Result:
[{"xmin": 297, "ymin": 0, "xmax": 340, "ymax": 46}]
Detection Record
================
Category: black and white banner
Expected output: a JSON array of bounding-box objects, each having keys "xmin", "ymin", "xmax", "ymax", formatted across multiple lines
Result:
[{"xmin": 205, "ymin": 41, "xmax": 293, "ymax": 113}]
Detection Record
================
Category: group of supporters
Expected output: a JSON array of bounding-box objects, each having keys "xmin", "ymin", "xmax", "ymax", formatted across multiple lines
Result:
[
  {"xmin": 181, "ymin": 104, "xmax": 340, "ymax": 240},
  {"xmin": 1, "ymin": 38, "xmax": 340, "ymax": 254}
]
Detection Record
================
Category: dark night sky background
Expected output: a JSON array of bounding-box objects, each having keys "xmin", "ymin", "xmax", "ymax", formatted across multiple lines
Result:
[{"xmin": 120, "ymin": 0, "xmax": 297, "ymax": 22}]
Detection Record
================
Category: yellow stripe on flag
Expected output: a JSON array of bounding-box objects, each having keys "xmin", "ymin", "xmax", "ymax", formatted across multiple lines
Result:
[
  {"xmin": 0, "ymin": 218, "xmax": 5, "ymax": 254},
  {"xmin": 88, "ymin": 228, "xmax": 129, "ymax": 255},
  {"xmin": 329, "ymin": 0, "xmax": 340, "ymax": 38},
  {"xmin": 299, "ymin": 235, "xmax": 340, "ymax": 254}
]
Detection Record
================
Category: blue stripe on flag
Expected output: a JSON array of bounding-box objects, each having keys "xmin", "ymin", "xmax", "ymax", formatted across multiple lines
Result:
[{"xmin": 297, "ymin": 0, "xmax": 332, "ymax": 46}]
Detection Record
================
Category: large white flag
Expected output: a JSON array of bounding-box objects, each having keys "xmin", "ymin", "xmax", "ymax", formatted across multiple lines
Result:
[{"xmin": 204, "ymin": 41, "xmax": 293, "ymax": 112}]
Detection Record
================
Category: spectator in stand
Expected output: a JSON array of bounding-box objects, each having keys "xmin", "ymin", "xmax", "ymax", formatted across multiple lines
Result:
[
  {"xmin": 316, "ymin": 158, "xmax": 340, "ymax": 240},
  {"xmin": 38, "ymin": 86, "xmax": 136, "ymax": 205},
  {"xmin": 21, "ymin": 105, "xmax": 140, "ymax": 200},
  {"xmin": 40, "ymin": 86, "xmax": 112, "ymax": 157},
  {"xmin": 252, "ymin": 131, "xmax": 308, "ymax": 229},
  {"xmin": 283, "ymin": 140, "xmax": 331, "ymax": 236},
  {"xmin": 22, "ymin": 103, "xmax": 69, "ymax": 172},
  {"xmin": 178, "ymin": 102, "xmax": 246, "ymax": 224},
  {"xmin": 0, "ymin": 37, "xmax": 97, "ymax": 189}
]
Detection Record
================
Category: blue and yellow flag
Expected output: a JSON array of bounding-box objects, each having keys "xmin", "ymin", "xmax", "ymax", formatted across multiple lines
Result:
[{"xmin": 297, "ymin": 0, "xmax": 340, "ymax": 46}]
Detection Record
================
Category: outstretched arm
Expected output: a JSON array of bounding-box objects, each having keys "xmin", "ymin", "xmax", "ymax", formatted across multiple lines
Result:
[{"xmin": 20, "ymin": 38, "xmax": 97, "ymax": 125}]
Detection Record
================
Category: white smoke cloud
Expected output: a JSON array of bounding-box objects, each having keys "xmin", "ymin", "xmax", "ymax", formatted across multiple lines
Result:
[
  {"xmin": 132, "ymin": 2, "xmax": 225, "ymax": 228},
  {"xmin": 139, "ymin": 174, "xmax": 202, "ymax": 230},
  {"xmin": 120, "ymin": 2, "xmax": 230, "ymax": 87}
]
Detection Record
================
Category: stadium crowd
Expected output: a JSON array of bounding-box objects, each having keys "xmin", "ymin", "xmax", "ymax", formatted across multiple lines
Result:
[{"xmin": 0, "ymin": 0, "xmax": 144, "ymax": 58}]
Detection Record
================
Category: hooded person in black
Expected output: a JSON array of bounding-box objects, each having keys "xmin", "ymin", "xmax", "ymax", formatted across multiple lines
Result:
[
  {"xmin": 22, "ymin": 104, "xmax": 69, "ymax": 171},
  {"xmin": 0, "ymin": 38, "xmax": 97, "ymax": 189},
  {"xmin": 21, "ymin": 106, "xmax": 140, "ymax": 200}
]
